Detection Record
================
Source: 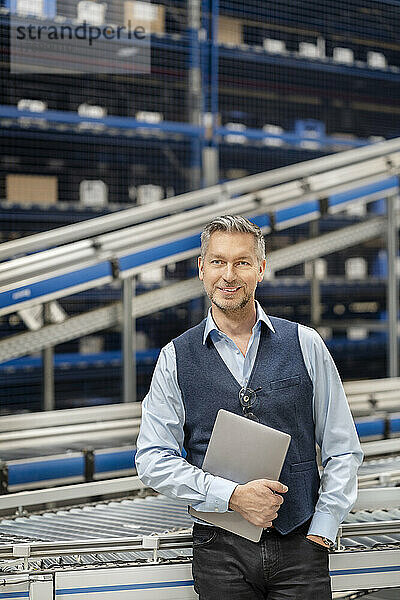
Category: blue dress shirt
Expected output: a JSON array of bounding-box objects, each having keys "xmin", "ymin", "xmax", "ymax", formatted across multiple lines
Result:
[{"xmin": 135, "ymin": 301, "xmax": 363, "ymax": 543}]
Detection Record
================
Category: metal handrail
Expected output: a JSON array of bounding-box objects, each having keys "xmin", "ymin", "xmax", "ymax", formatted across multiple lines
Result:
[
  {"xmin": 1, "ymin": 136, "xmax": 400, "ymax": 261},
  {"xmin": 0, "ymin": 402, "xmax": 141, "ymax": 433},
  {"xmin": 344, "ymin": 377, "xmax": 400, "ymax": 395},
  {"xmin": 0, "ymin": 532, "xmax": 193, "ymax": 559},
  {"xmin": 339, "ymin": 520, "xmax": 400, "ymax": 537},
  {"xmin": 0, "ymin": 476, "xmax": 144, "ymax": 511},
  {"xmin": 0, "ymin": 164, "xmax": 397, "ymax": 290}
]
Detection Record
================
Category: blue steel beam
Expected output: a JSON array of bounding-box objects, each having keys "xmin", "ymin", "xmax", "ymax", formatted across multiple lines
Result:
[
  {"xmin": 0, "ymin": 262, "xmax": 112, "ymax": 315},
  {"xmin": 0, "ymin": 105, "xmax": 203, "ymax": 137},
  {"xmin": 216, "ymin": 125, "xmax": 369, "ymax": 148},
  {"xmin": 0, "ymin": 105, "xmax": 369, "ymax": 149},
  {"xmin": 0, "ymin": 116, "xmax": 366, "ymax": 151}
]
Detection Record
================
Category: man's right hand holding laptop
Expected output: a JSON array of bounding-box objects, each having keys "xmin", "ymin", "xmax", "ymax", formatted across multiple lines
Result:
[{"xmin": 228, "ymin": 478, "xmax": 288, "ymax": 527}]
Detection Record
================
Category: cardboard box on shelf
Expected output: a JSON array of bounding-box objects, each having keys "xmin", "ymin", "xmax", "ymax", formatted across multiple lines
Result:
[
  {"xmin": 124, "ymin": 1, "xmax": 165, "ymax": 34},
  {"xmin": 218, "ymin": 16, "xmax": 242, "ymax": 45},
  {"xmin": 6, "ymin": 174, "xmax": 58, "ymax": 205}
]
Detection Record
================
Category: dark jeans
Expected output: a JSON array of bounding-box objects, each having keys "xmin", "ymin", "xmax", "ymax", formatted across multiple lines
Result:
[{"xmin": 192, "ymin": 521, "xmax": 332, "ymax": 599}]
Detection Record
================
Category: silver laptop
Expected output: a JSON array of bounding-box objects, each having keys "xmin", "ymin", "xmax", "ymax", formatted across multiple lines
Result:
[{"xmin": 189, "ymin": 409, "xmax": 291, "ymax": 542}]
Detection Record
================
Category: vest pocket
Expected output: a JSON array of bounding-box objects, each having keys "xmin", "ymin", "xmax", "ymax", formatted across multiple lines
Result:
[
  {"xmin": 290, "ymin": 459, "xmax": 316, "ymax": 473},
  {"xmin": 270, "ymin": 375, "xmax": 301, "ymax": 390}
]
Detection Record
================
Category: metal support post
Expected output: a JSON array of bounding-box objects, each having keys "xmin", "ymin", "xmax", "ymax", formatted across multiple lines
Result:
[
  {"xmin": 0, "ymin": 462, "xmax": 8, "ymax": 495},
  {"xmin": 203, "ymin": 146, "xmax": 219, "ymax": 187},
  {"xmin": 200, "ymin": 0, "xmax": 218, "ymax": 187},
  {"xmin": 210, "ymin": 0, "xmax": 219, "ymax": 122},
  {"xmin": 189, "ymin": 0, "xmax": 202, "ymax": 190},
  {"xmin": 309, "ymin": 220, "xmax": 322, "ymax": 327},
  {"xmin": 122, "ymin": 276, "xmax": 136, "ymax": 403},
  {"xmin": 83, "ymin": 448, "xmax": 95, "ymax": 482},
  {"xmin": 209, "ymin": 0, "xmax": 220, "ymax": 184},
  {"xmin": 386, "ymin": 193, "xmax": 399, "ymax": 377},
  {"xmin": 42, "ymin": 303, "xmax": 55, "ymax": 411},
  {"xmin": 383, "ymin": 412, "xmax": 391, "ymax": 440},
  {"xmin": 29, "ymin": 576, "xmax": 54, "ymax": 599}
]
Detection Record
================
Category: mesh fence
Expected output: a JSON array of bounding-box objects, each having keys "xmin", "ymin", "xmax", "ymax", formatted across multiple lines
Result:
[{"xmin": 0, "ymin": 0, "xmax": 398, "ymax": 412}]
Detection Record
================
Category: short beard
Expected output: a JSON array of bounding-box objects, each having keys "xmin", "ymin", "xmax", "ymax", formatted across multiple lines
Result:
[{"xmin": 207, "ymin": 289, "xmax": 252, "ymax": 313}]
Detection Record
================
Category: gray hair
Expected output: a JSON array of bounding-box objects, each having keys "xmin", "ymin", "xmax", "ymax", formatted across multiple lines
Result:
[{"xmin": 200, "ymin": 215, "xmax": 266, "ymax": 263}]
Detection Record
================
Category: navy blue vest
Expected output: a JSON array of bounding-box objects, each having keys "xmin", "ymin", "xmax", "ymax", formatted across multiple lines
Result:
[{"xmin": 173, "ymin": 315, "xmax": 320, "ymax": 535}]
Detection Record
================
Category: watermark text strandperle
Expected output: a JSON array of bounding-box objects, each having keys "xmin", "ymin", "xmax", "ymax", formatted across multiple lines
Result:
[{"xmin": 16, "ymin": 20, "xmax": 147, "ymax": 46}]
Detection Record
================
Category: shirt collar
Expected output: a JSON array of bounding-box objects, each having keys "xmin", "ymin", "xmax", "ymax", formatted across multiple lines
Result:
[{"xmin": 202, "ymin": 300, "xmax": 275, "ymax": 344}]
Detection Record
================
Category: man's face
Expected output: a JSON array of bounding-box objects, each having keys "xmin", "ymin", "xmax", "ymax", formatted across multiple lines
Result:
[{"xmin": 198, "ymin": 231, "xmax": 266, "ymax": 313}]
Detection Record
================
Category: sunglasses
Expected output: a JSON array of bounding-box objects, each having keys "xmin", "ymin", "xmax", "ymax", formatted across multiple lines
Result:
[{"xmin": 238, "ymin": 386, "xmax": 262, "ymax": 422}]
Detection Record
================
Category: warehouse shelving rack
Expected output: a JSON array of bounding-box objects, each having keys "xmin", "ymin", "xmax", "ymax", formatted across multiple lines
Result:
[{"xmin": 2, "ymin": 0, "xmax": 400, "ymax": 203}]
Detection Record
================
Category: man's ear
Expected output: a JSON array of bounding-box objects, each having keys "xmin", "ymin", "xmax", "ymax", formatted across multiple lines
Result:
[
  {"xmin": 198, "ymin": 255, "xmax": 204, "ymax": 280},
  {"xmin": 258, "ymin": 259, "xmax": 266, "ymax": 282}
]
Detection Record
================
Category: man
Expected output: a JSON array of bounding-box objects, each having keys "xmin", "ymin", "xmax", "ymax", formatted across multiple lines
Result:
[{"xmin": 136, "ymin": 215, "xmax": 363, "ymax": 599}]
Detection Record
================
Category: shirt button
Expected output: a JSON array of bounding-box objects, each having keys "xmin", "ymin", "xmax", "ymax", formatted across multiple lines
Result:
[
  {"xmin": 214, "ymin": 508, "xmax": 219, "ymax": 512},
  {"xmin": 236, "ymin": 350, "xmax": 240, "ymax": 355}
]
